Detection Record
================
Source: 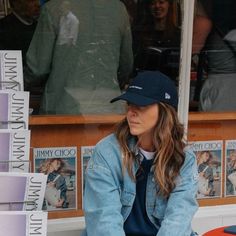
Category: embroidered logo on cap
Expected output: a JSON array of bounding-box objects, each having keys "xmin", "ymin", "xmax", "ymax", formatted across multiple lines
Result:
[
  {"xmin": 165, "ymin": 92, "xmax": 171, "ymax": 99},
  {"xmin": 129, "ymin": 85, "xmax": 143, "ymax": 90}
]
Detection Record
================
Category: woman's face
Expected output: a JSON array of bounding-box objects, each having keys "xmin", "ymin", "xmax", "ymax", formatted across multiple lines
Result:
[
  {"xmin": 202, "ymin": 152, "xmax": 210, "ymax": 162},
  {"xmin": 17, "ymin": 0, "xmax": 40, "ymax": 19},
  {"xmin": 230, "ymin": 151, "xmax": 236, "ymax": 161},
  {"xmin": 150, "ymin": 0, "xmax": 170, "ymax": 20},
  {"xmin": 126, "ymin": 103, "xmax": 158, "ymax": 140},
  {"xmin": 51, "ymin": 160, "xmax": 61, "ymax": 171}
]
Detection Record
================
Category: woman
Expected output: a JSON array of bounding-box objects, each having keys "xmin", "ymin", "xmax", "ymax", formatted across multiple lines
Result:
[
  {"xmin": 83, "ymin": 71, "xmax": 198, "ymax": 236},
  {"xmin": 196, "ymin": 151, "xmax": 214, "ymax": 198},
  {"xmin": 226, "ymin": 150, "xmax": 236, "ymax": 195},
  {"xmin": 38, "ymin": 158, "xmax": 67, "ymax": 209},
  {"xmin": 134, "ymin": 0, "xmax": 180, "ymax": 48},
  {"xmin": 133, "ymin": 0, "xmax": 181, "ymax": 77}
]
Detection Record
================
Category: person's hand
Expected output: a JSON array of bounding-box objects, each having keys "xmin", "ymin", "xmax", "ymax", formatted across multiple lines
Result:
[
  {"xmin": 199, "ymin": 172, "xmax": 205, "ymax": 178},
  {"xmin": 205, "ymin": 188, "xmax": 211, "ymax": 196},
  {"xmin": 47, "ymin": 181, "xmax": 55, "ymax": 187},
  {"xmin": 56, "ymin": 199, "xmax": 64, "ymax": 208}
]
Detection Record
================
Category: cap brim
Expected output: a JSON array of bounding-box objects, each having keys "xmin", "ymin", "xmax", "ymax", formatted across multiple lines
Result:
[{"xmin": 110, "ymin": 92, "xmax": 157, "ymax": 106}]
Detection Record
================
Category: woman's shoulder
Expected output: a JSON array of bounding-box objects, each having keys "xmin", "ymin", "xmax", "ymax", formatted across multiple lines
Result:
[
  {"xmin": 96, "ymin": 133, "xmax": 119, "ymax": 150},
  {"xmin": 93, "ymin": 134, "xmax": 122, "ymax": 163},
  {"xmin": 182, "ymin": 145, "xmax": 197, "ymax": 168},
  {"xmin": 184, "ymin": 145, "xmax": 196, "ymax": 158},
  {"xmin": 179, "ymin": 146, "xmax": 198, "ymax": 179},
  {"xmin": 86, "ymin": 134, "xmax": 124, "ymax": 177}
]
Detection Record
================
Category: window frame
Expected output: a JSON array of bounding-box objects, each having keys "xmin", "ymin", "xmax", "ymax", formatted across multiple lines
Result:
[{"xmin": 177, "ymin": 0, "xmax": 195, "ymax": 135}]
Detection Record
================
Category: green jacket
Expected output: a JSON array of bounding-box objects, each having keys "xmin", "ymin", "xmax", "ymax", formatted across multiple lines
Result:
[{"xmin": 26, "ymin": 0, "xmax": 133, "ymax": 114}]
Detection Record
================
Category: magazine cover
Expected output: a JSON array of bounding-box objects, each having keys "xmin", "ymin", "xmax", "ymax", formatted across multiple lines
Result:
[
  {"xmin": 190, "ymin": 140, "xmax": 223, "ymax": 199},
  {"xmin": 0, "ymin": 50, "xmax": 23, "ymax": 91},
  {"xmin": 0, "ymin": 130, "xmax": 30, "ymax": 172},
  {"xmin": 33, "ymin": 147, "xmax": 77, "ymax": 211},
  {"xmin": 81, "ymin": 146, "xmax": 94, "ymax": 193},
  {"xmin": 0, "ymin": 91, "xmax": 29, "ymax": 129},
  {"xmin": 0, "ymin": 172, "xmax": 47, "ymax": 211},
  {"xmin": 0, "ymin": 211, "xmax": 48, "ymax": 236},
  {"xmin": 225, "ymin": 140, "xmax": 236, "ymax": 197}
]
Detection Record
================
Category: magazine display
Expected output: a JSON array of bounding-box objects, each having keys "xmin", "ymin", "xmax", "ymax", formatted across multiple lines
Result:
[
  {"xmin": 0, "ymin": 91, "xmax": 29, "ymax": 129},
  {"xmin": 0, "ymin": 211, "xmax": 48, "ymax": 236},
  {"xmin": 225, "ymin": 140, "xmax": 236, "ymax": 196},
  {"xmin": 0, "ymin": 172, "xmax": 47, "ymax": 211},
  {"xmin": 0, "ymin": 53, "xmax": 48, "ymax": 233},
  {"xmin": 0, "ymin": 130, "xmax": 30, "ymax": 172},
  {"xmin": 0, "ymin": 50, "xmax": 23, "ymax": 91},
  {"xmin": 190, "ymin": 140, "xmax": 223, "ymax": 199},
  {"xmin": 33, "ymin": 147, "xmax": 77, "ymax": 211}
]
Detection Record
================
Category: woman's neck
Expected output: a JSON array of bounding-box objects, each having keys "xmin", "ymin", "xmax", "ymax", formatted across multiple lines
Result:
[
  {"xmin": 139, "ymin": 146, "xmax": 156, "ymax": 160},
  {"xmin": 154, "ymin": 18, "xmax": 166, "ymax": 31},
  {"xmin": 138, "ymin": 137, "xmax": 155, "ymax": 152}
]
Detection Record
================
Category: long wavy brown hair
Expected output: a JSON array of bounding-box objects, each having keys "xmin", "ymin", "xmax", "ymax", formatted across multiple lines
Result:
[
  {"xmin": 115, "ymin": 102, "xmax": 185, "ymax": 198},
  {"xmin": 38, "ymin": 158, "xmax": 65, "ymax": 174}
]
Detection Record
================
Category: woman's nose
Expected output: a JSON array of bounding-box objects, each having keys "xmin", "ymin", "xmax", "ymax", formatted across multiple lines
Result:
[
  {"xmin": 127, "ymin": 104, "xmax": 138, "ymax": 115},
  {"xmin": 153, "ymin": 1, "xmax": 161, "ymax": 8}
]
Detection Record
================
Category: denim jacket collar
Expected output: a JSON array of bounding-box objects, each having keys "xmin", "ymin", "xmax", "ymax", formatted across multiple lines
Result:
[{"xmin": 128, "ymin": 135, "xmax": 155, "ymax": 174}]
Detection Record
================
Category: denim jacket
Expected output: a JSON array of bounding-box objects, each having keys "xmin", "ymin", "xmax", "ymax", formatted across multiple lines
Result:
[{"xmin": 82, "ymin": 134, "xmax": 199, "ymax": 236}]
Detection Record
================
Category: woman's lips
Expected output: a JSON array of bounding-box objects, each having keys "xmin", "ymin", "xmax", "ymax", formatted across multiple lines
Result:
[{"xmin": 129, "ymin": 121, "xmax": 139, "ymax": 125}]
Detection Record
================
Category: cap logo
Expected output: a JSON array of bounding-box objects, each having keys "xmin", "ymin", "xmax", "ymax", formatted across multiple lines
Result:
[
  {"xmin": 129, "ymin": 85, "xmax": 143, "ymax": 90},
  {"xmin": 165, "ymin": 92, "xmax": 171, "ymax": 99}
]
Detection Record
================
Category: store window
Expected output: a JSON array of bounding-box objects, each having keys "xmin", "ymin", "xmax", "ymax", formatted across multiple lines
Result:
[
  {"xmin": 191, "ymin": 0, "xmax": 236, "ymax": 112},
  {"xmin": 0, "ymin": 0, "xmax": 185, "ymax": 116}
]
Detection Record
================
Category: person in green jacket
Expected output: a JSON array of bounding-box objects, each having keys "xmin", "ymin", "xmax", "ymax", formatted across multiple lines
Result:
[{"xmin": 26, "ymin": 0, "xmax": 133, "ymax": 114}]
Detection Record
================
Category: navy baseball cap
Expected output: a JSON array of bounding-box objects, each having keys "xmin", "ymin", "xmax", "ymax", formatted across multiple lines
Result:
[{"xmin": 110, "ymin": 71, "xmax": 178, "ymax": 108}]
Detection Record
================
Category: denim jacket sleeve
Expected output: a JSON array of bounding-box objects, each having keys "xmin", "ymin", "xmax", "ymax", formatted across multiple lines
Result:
[
  {"xmin": 83, "ymin": 136, "xmax": 126, "ymax": 236},
  {"xmin": 156, "ymin": 147, "xmax": 199, "ymax": 236}
]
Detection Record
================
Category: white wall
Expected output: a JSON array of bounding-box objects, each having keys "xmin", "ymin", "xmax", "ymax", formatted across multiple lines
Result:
[
  {"xmin": 192, "ymin": 204, "xmax": 236, "ymax": 235},
  {"xmin": 48, "ymin": 217, "xmax": 85, "ymax": 236},
  {"xmin": 47, "ymin": 204, "xmax": 236, "ymax": 236}
]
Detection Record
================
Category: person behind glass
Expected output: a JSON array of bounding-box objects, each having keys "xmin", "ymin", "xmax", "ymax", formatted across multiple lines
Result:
[
  {"xmin": 120, "ymin": 0, "xmax": 137, "ymax": 25},
  {"xmin": 26, "ymin": 0, "xmax": 133, "ymax": 115},
  {"xmin": 133, "ymin": 0, "xmax": 181, "ymax": 79},
  {"xmin": 199, "ymin": 0, "xmax": 236, "ymax": 111},
  {"xmin": 191, "ymin": 0, "xmax": 212, "ymax": 72},
  {"xmin": 0, "ymin": 0, "xmax": 40, "ymax": 65},
  {"xmin": 192, "ymin": 0, "xmax": 212, "ymax": 56},
  {"xmin": 38, "ymin": 158, "xmax": 68, "ymax": 209},
  {"xmin": 82, "ymin": 71, "xmax": 199, "ymax": 236}
]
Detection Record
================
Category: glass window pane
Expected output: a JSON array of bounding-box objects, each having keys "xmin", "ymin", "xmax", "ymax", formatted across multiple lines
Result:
[
  {"xmin": 0, "ymin": 0, "xmax": 184, "ymax": 115},
  {"xmin": 191, "ymin": 0, "xmax": 236, "ymax": 112}
]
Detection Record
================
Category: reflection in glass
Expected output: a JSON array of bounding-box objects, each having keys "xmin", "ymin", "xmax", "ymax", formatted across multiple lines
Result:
[
  {"xmin": 132, "ymin": 0, "xmax": 181, "ymax": 82},
  {"xmin": 0, "ymin": 0, "xmax": 40, "ymax": 64},
  {"xmin": 191, "ymin": 0, "xmax": 236, "ymax": 112},
  {"xmin": 25, "ymin": 0, "xmax": 133, "ymax": 115},
  {"xmin": 57, "ymin": 1, "xmax": 79, "ymax": 46}
]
